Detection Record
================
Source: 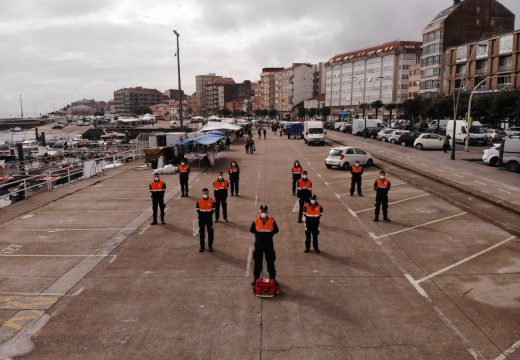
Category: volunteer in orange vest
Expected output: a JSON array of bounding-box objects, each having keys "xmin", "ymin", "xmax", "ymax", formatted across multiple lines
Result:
[
  {"xmin": 291, "ymin": 160, "xmax": 302, "ymax": 195},
  {"xmin": 373, "ymin": 170, "xmax": 391, "ymax": 222},
  {"xmin": 178, "ymin": 159, "xmax": 190, "ymax": 197},
  {"xmin": 250, "ymin": 204, "xmax": 279, "ymax": 285},
  {"xmin": 296, "ymin": 171, "xmax": 312, "ymax": 223},
  {"xmin": 228, "ymin": 161, "xmax": 240, "ymax": 196},
  {"xmin": 213, "ymin": 171, "xmax": 229, "ymax": 222},
  {"xmin": 350, "ymin": 160, "xmax": 364, "ymax": 196},
  {"xmin": 149, "ymin": 173, "xmax": 166, "ymax": 225},
  {"xmin": 196, "ymin": 188, "xmax": 216, "ymax": 252},
  {"xmin": 304, "ymin": 194, "xmax": 323, "ymax": 253}
]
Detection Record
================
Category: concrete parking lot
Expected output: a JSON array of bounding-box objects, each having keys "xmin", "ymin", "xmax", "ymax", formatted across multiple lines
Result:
[{"xmin": 0, "ymin": 130, "xmax": 518, "ymax": 359}]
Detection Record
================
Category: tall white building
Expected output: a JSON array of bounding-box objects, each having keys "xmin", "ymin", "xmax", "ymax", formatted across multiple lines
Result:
[{"xmin": 274, "ymin": 63, "xmax": 315, "ymax": 115}]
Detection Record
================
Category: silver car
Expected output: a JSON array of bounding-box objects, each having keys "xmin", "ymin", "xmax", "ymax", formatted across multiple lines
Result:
[{"xmin": 325, "ymin": 146, "xmax": 374, "ymax": 170}]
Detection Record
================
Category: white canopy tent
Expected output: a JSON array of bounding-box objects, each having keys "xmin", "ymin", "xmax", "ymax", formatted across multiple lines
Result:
[{"xmin": 199, "ymin": 121, "xmax": 241, "ymax": 132}]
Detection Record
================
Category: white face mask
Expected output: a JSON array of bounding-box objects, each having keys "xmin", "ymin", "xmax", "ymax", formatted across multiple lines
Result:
[
  {"xmin": 310, "ymin": 200, "xmax": 316, "ymax": 205},
  {"xmin": 295, "ymin": 163, "xmax": 299, "ymax": 166},
  {"xmin": 302, "ymin": 175, "xmax": 307, "ymax": 180},
  {"xmin": 232, "ymin": 163, "xmax": 235, "ymax": 166},
  {"xmin": 218, "ymin": 176, "xmax": 223, "ymax": 180},
  {"xmin": 181, "ymin": 162, "xmax": 185, "ymax": 165},
  {"xmin": 202, "ymin": 194, "xmax": 209, "ymax": 199},
  {"xmin": 260, "ymin": 213, "xmax": 267, "ymax": 219},
  {"xmin": 380, "ymin": 175, "xmax": 385, "ymax": 180},
  {"xmin": 154, "ymin": 177, "xmax": 159, "ymax": 182},
  {"xmin": 355, "ymin": 163, "xmax": 359, "ymax": 167}
]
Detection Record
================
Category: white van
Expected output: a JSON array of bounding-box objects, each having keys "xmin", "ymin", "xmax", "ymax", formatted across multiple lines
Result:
[
  {"xmin": 352, "ymin": 118, "xmax": 383, "ymax": 136},
  {"xmin": 428, "ymin": 119, "xmax": 449, "ymax": 129},
  {"xmin": 446, "ymin": 120, "xmax": 486, "ymax": 145},
  {"xmin": 303, "ymin": 121, "xmax": 325, "ymax": 145},
  {"xmin": 499, "ymin": 138, "xmax": 520, "ymax": 172}
]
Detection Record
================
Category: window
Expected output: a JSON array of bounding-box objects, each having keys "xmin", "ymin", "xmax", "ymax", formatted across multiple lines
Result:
[
  {"xmin": 421, "ymin": 56, "xmax": 442, "ymax": 67},
  {"xmin": 476, "ymin": 60, "xmax": 487, "ymax": 72},
  {"xmin": 497, "ymin": 75, "xmax": 512, "ymax": 89},
  {"xmin": 354, "ymin": 149, "xmax": 366, "ymax": 154},
  {"xmin": 455, "ymin": 64, "xmax": 466, "ymax": 75},
  {"xmin": 423, "ymin": 43, "xmax": 442, "ymax": 55},
  {"xmin": 345, "ymin": 148, "xmax": 354, "ymax": 155},
  {"xmin": 498, "ymin": 56, "xmax": 512, "ymax": 71},
  {"xmin": 476, "ymin": 43, "xmax": 488, "ymax": 58},
  {"xmin": 456, "ymin": 46, "xmax": 468, "ymax": 62},
  {"xmin": 499, "ymin": 34, "xmax": 513, "ymax": 54},
  {"xmin": 423, "ymin": 30, "xmax": 443, "ymax": 43}
]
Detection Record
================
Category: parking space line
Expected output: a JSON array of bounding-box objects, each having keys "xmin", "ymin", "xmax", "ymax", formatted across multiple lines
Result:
[
  {"xmin": 453, "ymin": 174, "xmax": 464, "ymax": 179},
  {"xmin": 474, "ymin": 181, "xmax": 487, "ymax": 186},
  {"xmin": 354, "ymin": 194, "xmax": 431, "ymax": 214},
  {"xmin": 292, "ymin": 201, "xmax": 299, "ymax": 213},
  {"xmin": 0, "ymin": 254, "xmax": 118, "ymax": 259},
  {"xmin": 404, "ymin": 274, "xmax": 429, "ymax": 299},
  {"xmin": 245, "ymin": 245, "xmax": 253, "ymax": 277},
  {"xmin": 495, "ymin": 338, "xmax": 520, "ymax": 360},
  {"xmin": 39, "ymin": 210, "xmax": 151, "ymax": 214},
  {"xmin": 497, "ymin": 189, "xmax": 512, "ymax": 195},
  {"xmin": 374, "ymin": 212, "xmax": 467, "ymax": 239},
  {"xmin": 416, "ymin": 236, "xmax": 516, "ymax": 284},
  {"xmin": 335, "ymin": 182, "xmax": 407, "ymax": 197},
  {"xmin": 0, "ymin": 228, "xmax": 137, "ymax": 232}
]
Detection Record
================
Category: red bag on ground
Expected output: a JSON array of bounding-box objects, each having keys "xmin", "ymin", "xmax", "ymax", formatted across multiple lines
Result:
[{"xmin": 253, "ymin": 278, "xmax": 280, "ymax": 297}]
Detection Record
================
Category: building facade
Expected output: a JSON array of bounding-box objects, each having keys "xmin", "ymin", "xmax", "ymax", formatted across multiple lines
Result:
[
  {"xmin": 420, "ymin": 0, "xmax": 515, "ymax": 97},
  {"xmin": 408, "ymin": 63, "xmax": 422, "ymax": 99},
  {"xmin": 204, "ymin": 77, "xmax": 235, "ymax": 115},
  {"xmin": 163, "ymin": 89, "xmax": 187, "ymax": 102},
  {"xmin": 257, "ymin": 68, "xmax": 284, "ymax": 111},
  {"xmin": 195, "ymin": 74, "xmax": 235, "ymax": 115},
  {"xmin": 325, "ymin": 41, "xmax": 422, "ymax": 115},
  {"xmin": 274, "ymin": 63, "xmax": 315, "ymax": 115},
  {"xmin": 187, "ymin": 92, "xmax": 200, "ymax": 116},
  {"xmin": 444, "ymin": 29, "xmax": 520, "ymax": 94},
  {"xmin": 217, "ymin": 81, "xmax": 252, "ymax": 111},
  {"xmin": 113, "ymin": 87, "xmax": 163, "ymax": 116}
]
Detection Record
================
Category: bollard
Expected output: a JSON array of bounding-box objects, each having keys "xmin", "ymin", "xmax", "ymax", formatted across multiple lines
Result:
[{"xmin": 67, "ymin": 167, "xmax": 71, "ymax": 183}]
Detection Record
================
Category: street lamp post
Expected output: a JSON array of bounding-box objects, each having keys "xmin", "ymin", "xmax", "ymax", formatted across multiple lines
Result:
[
  {"xmin": 364, "ymin": 76, "xmax": 383, "ymax": 138},
  {"xmin": 173, "ymin": 30, "xmax": 183, "ymax": 129}
]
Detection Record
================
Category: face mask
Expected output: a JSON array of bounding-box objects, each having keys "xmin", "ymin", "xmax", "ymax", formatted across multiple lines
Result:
[
  {"xmin": 302, "ymin": 175, "xmax": 307, "ymax": 180},
  {"xmin": 380, "ymin": 175, "xmax": 385, "ymax": 180},
  {"xmin": 154, "ymin": 177, "xmax": 159, "ymax": 182},
  {"xmin": 202, "ymin": 194, "xmax": 209, "ymax": 199},
  {"xmin": 181, "ymin": 162, "xmax": 185, "ymax": 165},
  {"xmin": 218, "ymin": 176, "xmax": 223, "ymax": 180},
  {"xmin": 295, "ymin": 163, "xmax": 299, "ymax": 166},
  {"xmin": 355, "ymin": 163, "xmax": 359, "ymax": 167},
  {"xmin": 310, "ymin": 200, "xmax": 316, "ymax": 205},
  {"xmin": 260, "ymin": 213, "xmax": 267, "ymax": 219},
  {"xmin": 232, "ymin": 163, "xmax": 235, "ymax": 166}
]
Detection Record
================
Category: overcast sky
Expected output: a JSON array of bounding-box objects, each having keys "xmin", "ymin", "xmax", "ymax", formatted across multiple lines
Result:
[{"xmin": 1, "ymin": 0, "xmax": 519, "ymax": 117}]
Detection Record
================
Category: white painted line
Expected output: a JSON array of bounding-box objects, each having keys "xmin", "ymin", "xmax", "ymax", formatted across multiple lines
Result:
[
  {"xmin": 375, "ymin": 212, "xmax": 467, "ymax": 239},
  {"xmin": 498, "ymin": 188, "xmax": 512, "ymax": 195},
  {"xmin": 474, "ymin": 181, "xmax": 487, "ymax": 186},
  {"xmin": 325, "ymin": 179, "xmax": 348, "ymax": 185},
  {"xmin": 71, "ymin": 286, "xmax": 85, "ymax": 296},
  {"xmin": 335, "ymin": 193, "xmax": 341, "ymax": 199},
  {"xmin": 435, "ymin": 168, "xmax": 444, "ymax": 172},
  {"xmin": 108, "ymin": 255, "xmax": 118, "ymax": 264},
  {"xmin": 0, "ymin": 291, "xmax": 68, "ymax": 297},
  {"xmin": 405, "ymin": 274, "xmax": 429, "ymax": 299},
  {"xmin": 0, "ymin": 228, "xmax": 137, "ymax": 232},
  {"xmin": 0, "ymin": 254, "xmax": 119, "ymax": 259},
  {"xmin": 317, "ymin": 173, "xmax": 322, "ymax": 178},
  {"xmin": 416, "ymin": 236, "xmax": 516, "ymax": 284},
  {"xmin": 245, "ymin": 245, "xmax": 253, "ymax": 276},
  {"xmin": 348, "ymin": 209, "xmax": 358, "ymax": 218},
  {"xmin": 255, "ymin": 195, "xmax": 258, "ymax": 206},
  {"xmin": 292, "ymin": 201, "xmax": 299, "ymax": 213},
  {"xmin": 138, "ymin": 224, "xmax": 150, "ymax": 235},
  {"xmin": 258, "ymin": 172, "xmax": 261, "ymax": 180},
  {"xmin": 324, "ymin": 182, "xmax": 329, "ymax": 185},
  {"xmin": 354, "ymin": 194, "xmax": 431, "ymax": 214},
  {"xmin": 41, "ymin": 210, "xmax": 151, "ymax": 214},
  {"xmin": 192, "ymin": 219, "xmax": 199, "ymax": 237},
  {"xmin": 306, "ymin": 161, "xmax": 311, "ymax": 165},
  {"xmin": 495, "ymin": 338, "xmax": 520, "ymax": 360},
  {"xmin": 453, "ymin": 174, "xmax": 464, "ymax": 179},
  {"xmin": 368, "ymin": 232, "xmax": 382, "ymax": 246}
]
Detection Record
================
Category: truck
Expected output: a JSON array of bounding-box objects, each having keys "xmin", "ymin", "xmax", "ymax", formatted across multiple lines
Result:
[
  {"xmin": 303, "ymin": 121, "xmax": 325, "ymax": 145},
  {"xmin": 445, "ymin": 120, "xmax": 486, "ymax": 145},
  {"xmin": 352, "ymin": 118, "xmax": 384, "ymax": 136},
  {"xmin": 499, "ymin": 138, "xmax": 520, "ymax": 172},
  {"xmin": 283, "ymin": 122, "xmax": 304, "ymax": 139}
]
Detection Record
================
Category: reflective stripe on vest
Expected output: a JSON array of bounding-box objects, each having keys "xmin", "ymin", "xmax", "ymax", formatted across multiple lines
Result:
[
  {"xmin": 305, "ymin": 204, "xmax": 322, "ymax": 217},
  {"xmin": 197, "ymin": 198, "xmax": 214, "ymax": 212},
  {"xmin": 254, "ymin": 217, "xmax": 275, "ymax": 232},
  {"xmin": 376, "ymin": 179, "xmax": 390, "ymax": 188},
  {"xmin": 297, "ymin": 179, "xmax": 312, "ymax": 190},
  {"xmin": 292, "ymin": 167, "xmax": 302, "ymax": 174},
  {"xmin": 213, "ymin": 180, "xmax": 229, "ymax": 190},
  {"xmin": 179, "ymin": 164, "xmax": 189, "ymax": 173},
  {"xmin": 352, "ymin": 165, "xmax": 363, "ymax": 173},
  {"xmin": 149, "ymin": 180, "xmax": 165, "ymax": 191}
]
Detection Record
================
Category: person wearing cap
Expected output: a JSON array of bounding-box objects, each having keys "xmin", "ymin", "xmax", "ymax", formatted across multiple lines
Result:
[
  {"xmin": 228, "ymin": 161, "xmax": 240, "ymax": 196},
  {"xmin": 250, "ymin": 205, "xmax": 279, "ymax": 284},
  {"xmin": 291, "ymin": 160, "xmax": 303, "ymax": 195},
  {"xmin": 213, "ymin": 171, "xmax": 229, "ymax": 222},
  {"xmin": 304, "ymin": 194, "xmax": 323, "ymax": 253},
  {"xmin": 373, "ymin": 170, "xmax": 391, "ymax": 222},
  {"xmin": 196, "ymin": 188, "xmax": 215, "ymax": 252},
  {"xmin": 350, "ymin": 160, "xmax": 364, "ymax": 197},
  {"xmin": 149, "ymin": 173, "xmax": 166, "ymax": 225},
  {"xmin": 296, "ymin": 171, "xmax": 312, "ymax": 223},
  {"xmin": 178, "ymin": 158, "xmax": 190, "ymax": 197}
]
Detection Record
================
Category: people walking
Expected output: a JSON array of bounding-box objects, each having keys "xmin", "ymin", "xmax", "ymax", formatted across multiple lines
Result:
[
  {"xmin": 149, "ymin": 173, "xmax": 166, "ymax": 225},
  {"xmin": 258, "ymin": 127, "xmax": 262, "ymax": 139},
  {"xmin": 304, "ymin": 194, "xmax": 323, "ymax": 253},
  {"xmin": 196, "ymin": 188, "xmax": 215, "ymax": 252},
  {"xmin": 291, "ymin": 161, "xmax": 303, "ymax": 195},
  {"xmin": 228, "ymin": 161, "xmax": 240, "ymax": 196},
  {"xmin": 225, "ymin": 135, "xmax": 231, "ymax": 150},
  {"xmin": 250, "ymin": 139, "xmax": 256, "ymax": 153},
  {"xmin": 443, "ymin": 134, "xmax": 451, "ymax": 153},
  {"xmin": 250, "ymin": 204, "xmax": 279, "ymax": 285},
  {"xmin": 245, "ymin": 139, "xmax": 251, "ymax": 154},
  {"xmin": 213, "ymin": 171, "xmax": 229, "ymax": 222},
  {"xmin": 263, "ymin": 128, "xmax": 267, "ymax": 139},
  {"xmin": 373, "ymin": 171, "xmax": 391, "ymax": 222},
  {"xmin": 296, "ymin": 171, "xmax": 312, "ymax": 223},
  {"xmin": 178, "ymin": 159, "xmax": 190, "ymax": 197},
  {"xmin": 350, "ymin": 161, "xmax": 364, "ymax": 196}
]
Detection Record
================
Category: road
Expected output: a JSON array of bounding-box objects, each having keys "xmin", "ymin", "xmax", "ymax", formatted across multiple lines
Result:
[{"xmin": 0, "ymin": 130, "xmax": 518, "ymax": 359}]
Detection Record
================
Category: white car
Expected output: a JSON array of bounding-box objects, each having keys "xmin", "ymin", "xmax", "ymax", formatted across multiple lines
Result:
[
  {"xmin": 325, "ymin": 146, "xmax": 374, "ymax": 170},
  {"xmin": 377, "ymin": 129, "xmax": 395, "ymax": 142},
  {"xmin": 388, "ymin": 130, "xmax": 409, "ymax": 144},
  {"xmin": 414, "ymin": 133, "xmax": 445, "ymax": 150},
  {"xmin": 482, "ymin": 144, "xmax": 500, "ymax": 166}
]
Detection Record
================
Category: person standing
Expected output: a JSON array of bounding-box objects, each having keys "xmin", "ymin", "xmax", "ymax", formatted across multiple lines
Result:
[
  {"xmin": 258, "ymin": 127, "xmax": 262, "ymax": 139},
  {"xmin": 245, "ymin": 139, "xmax": 251, "ymax": 154},
  {"xmin": 250, "ymin": 139, "xmax": 256, "ymax": 153},
  {"xmin": 296, "ymin": 171, "xmax": 312, "ymax": 223},
  {"xmin": 213, "ymin": 171, "xmax": 229, "ymax": 222},
  {"xmin": 263, "ymin": 128, "xmax": 267, "ymax": 139},
  {"xmin": 291, "ymin": 161, "xmax": 303, "ymax": 195},
  {"xmin": 373, "ymin": 171, "xmax": 391, "ymax": 222},
  {"xmin": 250, "ymin": 204, "xmax": 279, "ymax": 285},
  {"xmin": 350, "ymin": 160, "xmax": 364, "ymax": 196},
  {"xmin": 443, "ymin": 134, "xmax": 451, "ymax": 153},
  {"xmin": 178, "ymin": 159, "xmax": 190, "ymax": 197},
  {"xmin": 304, "ymin": 194, "xmax": 323, "ymax": 253},
  {"xmin": 225, "ymin": 135, "xmax": 231, "ymax": 150},
  {"xmin": 196, "ymin": 188, "xmax": 215, "ymax": 252},
  {"xmin": 228, "ymin": 161, "xmax": 240, "ymax": 196},
  {"xmin": 149, "ymin": 173, "xmax": 166, "ymax": 225}
]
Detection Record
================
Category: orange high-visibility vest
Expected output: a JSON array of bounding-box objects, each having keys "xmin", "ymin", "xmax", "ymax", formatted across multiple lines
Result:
[
  {"xmin": 305, "ymin": 204, "xmax": 322, "ymax": 217},
  {"xmin": 228, "ymin": 166, "xmax": 239, "ymax": 173},
  {"xmin": 352, "ymin": 165, "xmax": 363, "ymax": 174},
  {"xmin": 376, "ymin": 179, "xmax": 390, "ymax": 188},
  {"xmin": 178, "ymin": 164, "xmax": 190, "ymax": 173},
  {"xmin": 149, "ymin": 180, "xmax": 165, "ymax": 191},
  {"xmin": 197, "ymin": 198, "xmax": 214, "ymax": 212},
  {"xmin": 254, "ymin": 217, "xmax": 275, "ymax": 232},
  {"xmin": 292, "ymin": 167, "xmax": 302, "ymax": 174},
  {"xmin": 297, "ymin": 178, "xmax": 312, "ymax": 190},
  {"xmin": 213, "ymin": 179, "xmax": 229, "ymax": 190}
]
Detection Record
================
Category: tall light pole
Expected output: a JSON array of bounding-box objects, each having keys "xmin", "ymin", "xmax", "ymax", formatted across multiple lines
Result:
[
  {"xmin": 173, "ymin": 30, "xmax": 183, "ymax": 129},
  {"xmin": 19, "ymin": 95, "xmax": 24, "ymax": 118}
]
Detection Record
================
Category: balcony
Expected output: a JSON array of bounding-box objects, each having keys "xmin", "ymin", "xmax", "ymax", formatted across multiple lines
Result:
[
  {"xmin": 496, "ymin": 83, "xmax": 512, "ymax": 90},
  {"xmin": 498, "ymin": 65, "xmax": 512, "ymax": 72}
]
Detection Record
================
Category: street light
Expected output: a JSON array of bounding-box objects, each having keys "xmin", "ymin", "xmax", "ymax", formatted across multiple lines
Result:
[{"xmin": 173, "ymin": 30, "xmax": 183, "ymax": 129}]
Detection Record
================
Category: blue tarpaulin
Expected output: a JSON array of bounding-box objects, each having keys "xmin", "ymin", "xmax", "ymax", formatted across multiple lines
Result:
[
  {"xmin": 207, "ymin": 130, "xmax": 225, "ymax": 136},
  {"xmin": 178, "ymin": 133, "xmax": 224, "ymax": 146}
]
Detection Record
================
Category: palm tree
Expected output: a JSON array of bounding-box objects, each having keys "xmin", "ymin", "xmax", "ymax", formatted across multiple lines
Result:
[
  {"xmin": 384, "ymin": 103, "xmax": 397, "ymax": 123},
  {"xmin": 371, "ymin": 100, "xmax": 384, "ymax": 119}
]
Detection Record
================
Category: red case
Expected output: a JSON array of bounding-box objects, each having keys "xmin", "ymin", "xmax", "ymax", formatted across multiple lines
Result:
[{"xmin": 253, "ymin": 278, "xmax": 280, "ymax": 297}]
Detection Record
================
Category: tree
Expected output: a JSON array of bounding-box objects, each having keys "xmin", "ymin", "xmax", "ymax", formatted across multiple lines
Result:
[
  {"xmin": 401, "ymin": 97, "xmax": 424, "ymax": 122},
  {"xmin": 384, "ymin": 103, "xmax": 396, "ymax": 121},
  {"xmin": 371, "ymin": 100, "xmax": 384, "ymax": 119},
  {"xmin": 297, "ymin": 103, "xmax": 307, "ymax": 119},
  {"xmin": 308, "ymin": 108, "xmax": 317, "ymax": 118},
  {"xmin": 222, "ymin": 108, "xmax": 232, "ymax": 117},
  {"xmin": 260, "ymin": 109, "xmax": 269, "ymax": 117},
  {"xmin": 320, "ymin": 106, "xmax": 331, "ymax": 119},
  {"xmin": 268, "ymin": 109, "xmax": 278, "ymax": 119}
]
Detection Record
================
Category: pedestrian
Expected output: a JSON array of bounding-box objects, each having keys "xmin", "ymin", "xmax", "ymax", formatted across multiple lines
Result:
[
  {"xmin": 196, "ymin": 188, "xmax": 215, "ymax": 252},
  {"xmin": 304, "ymin": 194, "xmax": 323, "ymax": 253},
  {"xmin": 279, "ymin": 128, "xmax": 283, "ymax": 137},
  {"xmin": 373, "ymin": 170, "xmax": 391, "ymax": 222},
  {"xmin": 291, "ymin": 160, "xmax": 303, "ymax": 195},
  {"xmin": 213, "ymin": 171, "xmax": 229, "ymax": 222},
  {"xmin": 228, "ymin": 161, "xmax": 240, "ymax": 196},
  {"xmin": 149, "ymin": 173, "xmax": 166, "ymax": 225},
  {"xmin": 258, "ymin": 127, "xmax": 262, "ymax": 139},
  {"xmin": 225, "ymin": 135, "xmax": 231, "ymax": 150},
  {"xmin": 350, "ymin": 160, "xmax": 364, "ymax": 196},
  {"xmin": 245, "ymin": 139, "xmax": 250, "ymax": 154},
  {"xmin": 250, "ymin": 204, "xmax": 279, "ymax": 285},
  {"xmin": 296, "ymin": 171, "xmax": 312, "ymax": 223},
  {"xmin": 263, "ymin": 128, "xmax": 267, "ymax": 139},
  {"xmin": 443, "ymin": 134, "xmax": 451, "ymax": 153},
  {"xmin": 250, "ymin": 139, "xmax": 256, "ymax": 153},
  {"xmin": 178, "ymin": 159, "xmax": 190, "ymax": 197},
  {"xmin": 248, "ymin": 129, "xmax": 252, "ymax": 138}
]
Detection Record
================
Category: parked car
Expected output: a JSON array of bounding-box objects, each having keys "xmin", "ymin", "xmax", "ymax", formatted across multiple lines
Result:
[
  {"xmin": 397, "ymin": 132, "xmax": 421, "ymax": 147},
  {"xmin": 339, "ymin": 124, "xmax": 352, "ymax": 133},
  {"xmin": 505, "ymin": 127, "xmax": 520, "ymax": 137},
  {"xmin": 325, "ymin": 146, "xmax": 374, "ymax": 170},
  {"xmin": 52, "ymin": 124, "xmax": 65, "ymax": 129},
  {"xmin": 482, "ymin": 144, "xmax": 501, "ymax": 166},
  {"xmin": 414, "ymin": 133, "xmax": 446, "ymax": 150},
  {"xmin": 499, "ymin": 138, "xmax": 520, "ymax": 173},
  {"xmin": 323, "ymin": 122, "xmax": 334, "ymax": 130},
  {"xmin": 388, "ymin": 130, "xmax": 409, "ymax": 144},
  {"xmin": 361, "ymin": 127, "xmax": 379, "ymax": 139},
  {"xmin": 485, "ymin": 128, "xmax": 507, "ymax": 143},
  {"xmin": 377, "ymin": 128, "xmax": 395, "ymax": 142}
]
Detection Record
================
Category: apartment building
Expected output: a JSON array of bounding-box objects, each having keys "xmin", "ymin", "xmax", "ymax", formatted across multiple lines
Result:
[
  {"xmin": 324, "ymin": 40, "xmax": 422, "ymax": 115},
  {"xmin": 204, "ymin": 77, "xmax": 235, "ymax": 115},
  {"xmin": 274, "ymin": 64, "xmax": 315, "ymax": 115},
  {"xmin": 257, "ymin": 68, "xmax": 284, "ymax": 111},
  {"xmin": 195, "ymin": 74, "xmax": 232, "ymax": 115},
  {"xmin": 420, "ymin": 0, "xmax": 514, "ymax": 97},
  {"xmin": 187, "ymin": 92, "xmax": 200, "ymax": 116},
  {"xmin": 113, "ymin": 87, "xmax": 163, "ymax": 116},
  {"xmin": 217, "ymin": 81, "xmax": 252, "ymax": 111},
  {"xmin": 444, "ymin": 30, "xmax": 520, "ymax": 94},
  {"xmin": 408, "ymin": 64, "xmax": 422, "ymax": 99}
]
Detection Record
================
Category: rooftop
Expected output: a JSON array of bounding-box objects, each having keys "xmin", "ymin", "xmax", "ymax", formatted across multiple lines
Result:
[{"xmin": 327, "ymin": 40, "xmax": 422, "ymax": 64}]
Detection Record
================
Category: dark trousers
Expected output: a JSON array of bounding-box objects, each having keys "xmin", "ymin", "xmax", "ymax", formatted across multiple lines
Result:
[
  {"xmin": 350, "ymin": 175, "xmax": 362, "ymax": 195},
  {"xmin": 199, "ymin": 219, "xmax": 214, "ymax": 249},
  {"xmin": 298, "ymin": 198, "xmax": 309, "ymax": 222},
  {"xmin": 180, "ymin": 178, "xmax": 189, "ymax": 195},
  {"xmin": 375, "ymin": 192, "xmax": 389, "ymax": 219},
  {"xmin": 230, "ymin": 180, "xmax": 239, "ymax": 195},
  {"xmin": 292, "ymin": 177, "xmax": 301, "ymax": 195},
  {"xmin": 152, "ymin": 198, "xmax": 165, "ymax": 222},
  {"xmin": 253, "ymin": 239, "xmax": 276, "ymax": 279},
  {"xmin": 215, "ymin": 197, "xmax": 227, "ymax": 220},
  {"xmin": 305, "ymin": 224, "xmax": 320, "ymax": 250}
]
